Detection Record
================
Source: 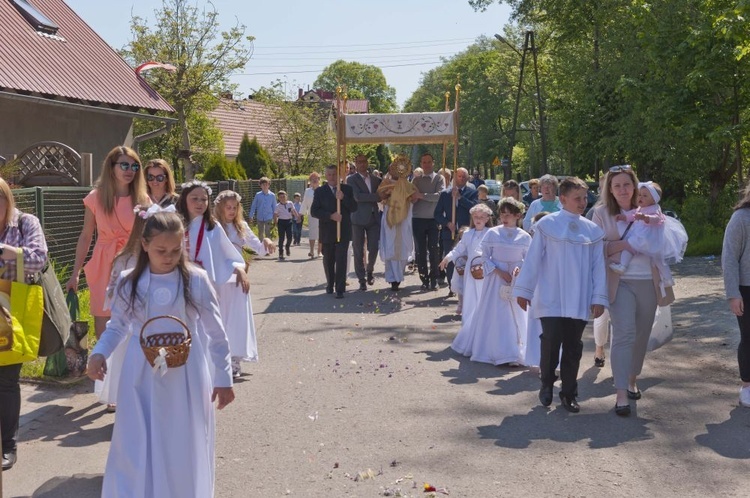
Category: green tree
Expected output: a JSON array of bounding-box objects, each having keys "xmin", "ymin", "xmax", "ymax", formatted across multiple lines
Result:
[
  {"xmin": 236, "ymin": 133, "xmax": 275, "ymax": 179},
  {"xmin": 202, "ymin": 154, "xmax": 247, "ymax": 181},
  {"xmin": 313, "ymin": 60, "xmax": 397, "ymax": 113},
  {"xmin": 124, "ymin": 0, "xmax": 254, "ymax": 179}
]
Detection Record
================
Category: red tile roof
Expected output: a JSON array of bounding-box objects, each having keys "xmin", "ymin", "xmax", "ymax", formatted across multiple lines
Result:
[
  {"xmin": 210, "ymin": 99, "xmax": 281, "ymax": 159},
  {"xmin": 0, "ymin": 0, "xmax": 173, "ymax": 113}
]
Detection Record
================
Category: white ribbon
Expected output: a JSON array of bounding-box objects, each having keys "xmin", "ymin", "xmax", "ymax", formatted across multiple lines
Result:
[
  {"xmin": 135, "ymin": 203, "xmax": 177, "ymax": 219},
  {"xmin": 638, "ymin": 181, "xmax": 661, "ymax": 204},
  {"xmin": 152, "ymin": 347, "xmax": 169, "ymax": 376}
]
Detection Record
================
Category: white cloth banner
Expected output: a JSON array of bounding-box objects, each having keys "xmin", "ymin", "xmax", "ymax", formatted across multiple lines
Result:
[{"xmin": 342, "ymin": 111, "xmax": 456, "ymax": 144}]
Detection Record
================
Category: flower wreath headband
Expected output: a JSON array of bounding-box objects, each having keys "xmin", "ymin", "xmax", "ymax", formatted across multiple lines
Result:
[
  {"xmin": 133, "ymin": 203, "xmax": 177, "ymax": 219},
  {"xmin": 181, "ymin": 179, "xmax": 212, "ymax": 196},
  {"xmin": 213, "ymin": 190, "xmax": 242, "ymax": 205}
]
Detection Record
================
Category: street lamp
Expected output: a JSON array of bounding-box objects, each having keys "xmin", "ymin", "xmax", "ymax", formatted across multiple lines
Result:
[{"xmin": 494, "ymin": 31, "xmax": 548, "ymax": 179}]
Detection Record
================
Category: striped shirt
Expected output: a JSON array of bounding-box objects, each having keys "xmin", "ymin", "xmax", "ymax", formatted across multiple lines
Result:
[{"xmin": 0, "ymin": 209, "xmax": 48, "ymax": 282}]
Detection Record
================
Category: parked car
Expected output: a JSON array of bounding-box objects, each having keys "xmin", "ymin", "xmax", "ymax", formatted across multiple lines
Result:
[{"xmin": 484, "ymin": 179, "xmax": 502, "ymax": 203}]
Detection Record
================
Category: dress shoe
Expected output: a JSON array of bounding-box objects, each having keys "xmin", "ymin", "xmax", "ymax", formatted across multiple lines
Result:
[
  {"xmin": 430, "ymin": 279, "xmax": 437, "ymax": 290},
  {"xmin": 286, "ymin": 247, "xmax": 290, "ymax": 256},
  {"xmin": 627, "ymin": 388, "xmax": 642, "ymax": 400},
  {"xmin": 437, "ymin": 278, "xmax": 446, "ymax": 287},
  {"xmin": 538, "ymin": 385, "xmax": 553, "ymax": 407},
  {"xmin": 420, "ymin": 283, "xmax": 429, "ymax": 291},
  {"xmin": 335, "ymin": 292, "xmax": 344, "ymax": 299},
  {"xmin": 559, "ymin": 393, "xmax": 580, "ymax": 413},
  {"xmin": 615, "ymin": 403, "xmax": 631, "ymax": 417},
  {"xmin": 325, "ymin": 287, "xmax": 334, "ymax": 294},
  {"xmin": 358, "ymin": 281, "xmax": 367, "ymax": 291},
  {"xmin": 447, "ymin": 290, "xmax": 455, "ymax": 298},
  {"xmin": 2, "ymin": 450, "xmax": 17, "ymax": 470},
  {"xmin": 390, "ymin": 282, "xmax": 400, "ymax": 291},
  {"xmin": 367, "ymin": 272, "xmax": 375, "ymax": 285}
]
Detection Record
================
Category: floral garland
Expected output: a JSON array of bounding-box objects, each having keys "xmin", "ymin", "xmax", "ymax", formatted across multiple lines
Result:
[
  {"xmin": 213, "ymin": 190, "xmax": 242, "ymax": 205},
  {"xmin": 181, "ymin": 179, "xmax": 212, "ymax": 196},
  {"xmin": 133, "ymin": 203, "xmax": 177, "ymax": 219}
]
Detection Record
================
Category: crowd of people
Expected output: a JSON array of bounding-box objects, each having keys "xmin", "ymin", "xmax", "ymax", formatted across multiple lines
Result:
[{"xmin": 9, "ymin": 145, "xmax": 750, "ymax": 498}]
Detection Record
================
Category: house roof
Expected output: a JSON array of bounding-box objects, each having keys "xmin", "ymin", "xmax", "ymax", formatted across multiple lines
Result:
[
  {"xmin": 210, "ymin": 99, "xmax": 281, "ymax": 158},
  {"xmin": 299, "ymin": 89, "xmax": 369, "ymax": 113},
  {"xmin": 0, "ymin": 0, "xmax": 173, "ymax": 113}
]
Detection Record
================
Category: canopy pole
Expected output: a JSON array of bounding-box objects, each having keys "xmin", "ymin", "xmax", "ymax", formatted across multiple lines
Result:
[
  {"xmin": 452, "ymin": 81, "xmax": 461, "ymax": 240},
  {"xmin": 335, "ymin": 87, "xmax": 343, "ymax": 242}
]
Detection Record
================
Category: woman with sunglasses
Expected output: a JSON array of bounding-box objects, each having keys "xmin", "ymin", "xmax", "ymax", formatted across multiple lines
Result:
[
  {"xmin": 66, "ymin": 146, "xmax": 149, "ymax": 343},
  {"xmin": 590, "ymin": 165, "xmax": 673, "ymax": 416},
  {"xmin": 145, "ymin": 158, "xmax": 179, "ymax": 207}
]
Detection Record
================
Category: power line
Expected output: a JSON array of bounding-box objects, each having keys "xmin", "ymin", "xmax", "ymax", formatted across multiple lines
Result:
[
  {"xmin": 254, "ymin": 40, "xmax": 473, "ymax": 56},
  {"xmin": 256, "ymin": 37, "xmax": 475, "ymax": 49},
  {"xmin": 248, "ymin": 56, "xmax": 451, "ymax": 69},
  {"xmin": 235, "ymin": 60, "xmax": 444, "ymax": 77},
  {"xmin": 250, "ymin": 52, "xmax": 456, "ymax": 61}
]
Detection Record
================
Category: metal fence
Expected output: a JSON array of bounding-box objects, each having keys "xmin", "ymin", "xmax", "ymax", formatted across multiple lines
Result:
[{"xmin": 15, "ymin": 178, "xmax": 308, "ymax": 286}]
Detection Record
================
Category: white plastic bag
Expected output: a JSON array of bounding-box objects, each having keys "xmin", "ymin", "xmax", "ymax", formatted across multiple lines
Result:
[{"xmin": 648, "ymin": 305, "xmax": 673, "ymax": 351}]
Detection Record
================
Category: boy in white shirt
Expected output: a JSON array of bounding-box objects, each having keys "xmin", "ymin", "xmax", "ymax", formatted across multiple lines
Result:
[
  {"xmin": 514, "ymin": 177, "xmax": 608, "ymax": 413},
  {"xmin": 273, "ymin": 190, "xmax": 300, "ymax": 260}
]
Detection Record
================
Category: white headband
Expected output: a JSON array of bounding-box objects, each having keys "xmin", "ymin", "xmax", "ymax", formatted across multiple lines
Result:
[
  {"xmin": 638, "ymin": 181, "xmax": 660, "ymax": 204},
  {"xmin": 213, "ymin": 190, "xmax": 242, "ymax": 205},
  {"xmin": 134, "ymin": 203, "xmax": 177, "ymax": 219},
  {"xmin": 181, "ymin": 179, "xmax": 212, "ymax": 196}
]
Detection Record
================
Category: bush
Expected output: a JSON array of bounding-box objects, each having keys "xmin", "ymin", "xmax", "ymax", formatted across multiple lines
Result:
[
  {"xmin": 202, "ymin": 154, "xmax": 247, "ymax": 181},
  {"xmin": 236, "ymin": 133, "xmax": 275, "ymax": 179}
]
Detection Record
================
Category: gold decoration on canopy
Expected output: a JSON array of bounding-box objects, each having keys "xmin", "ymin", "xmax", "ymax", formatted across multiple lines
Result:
[{"xmin": 377, "ymin": 154, "xmax": 416, "ymax": 228}]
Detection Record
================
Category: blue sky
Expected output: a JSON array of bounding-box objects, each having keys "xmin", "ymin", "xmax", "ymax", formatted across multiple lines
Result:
[{"xmin": 65, "ymin": 0, "xmax": 511, "ymax": 107}]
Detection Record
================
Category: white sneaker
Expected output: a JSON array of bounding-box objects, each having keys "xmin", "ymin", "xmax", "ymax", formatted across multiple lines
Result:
[
  {"xmin": 739, "ymin": 386, "xmax": 750, "ymax": 407},
  {"xmin": 609, "ymin": 262, "xmax": 626, "ymax": 275},
  {"xmin": 231, "ymin": 358, "xmax": 241, "ymax": 378}
]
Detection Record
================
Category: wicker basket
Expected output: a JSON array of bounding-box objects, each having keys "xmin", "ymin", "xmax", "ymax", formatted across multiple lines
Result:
[
  {"xmin": 140, "ymin": 315, "xmax": 192, "ymax": 369},
  {"xmin": 469, "ymin": 256, "xmax": 484, "ymax": 280},
  {"xmin": 454, "ymin": 256, "xmax": 468, "ymax": 276}
]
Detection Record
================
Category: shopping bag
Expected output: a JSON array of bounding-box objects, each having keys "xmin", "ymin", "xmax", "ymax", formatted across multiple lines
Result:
[
  {"xmin": 0, "ymin": 253, "xmax": 45, "ymax": 365},
  {"xmin": 64, "ymin": 291, "xmax": 89, "ymax": 377},
  {"xmin": 648, "ymin": 304, "xmax": 673, "ymax": 351}
]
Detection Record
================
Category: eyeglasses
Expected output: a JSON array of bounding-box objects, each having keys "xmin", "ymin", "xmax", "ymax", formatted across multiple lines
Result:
[
  {"xmin": 147, "ymin": 174, "xmax": 166, "ymax": 182},
  {"xmin": 609, "ymin": 164, "xmax": 632, "ymax": 173},
  {"xmin": 113, "ymin": 161, "xmax": 140, "ymax": 172}
]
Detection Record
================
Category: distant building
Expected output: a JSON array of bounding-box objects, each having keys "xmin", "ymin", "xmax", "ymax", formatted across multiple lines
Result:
[
  {"xmin": 209, "ymin": 98, "xmax": 282, "ymax": 163},
  {"xmin": 298, "ymin": 89, "xmax": 369, "ymax": 114}
]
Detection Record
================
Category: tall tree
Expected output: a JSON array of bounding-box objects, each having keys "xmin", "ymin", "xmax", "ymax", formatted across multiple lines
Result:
[
  {"xmin": 124, "ymin": 0, "xmax": 254, "ymax": 179},
  {"xmin": 313, "ymin": 60, "xmax": 398, "ymax": 113},
  {"xmin": 236, "ymin": 133, "xmax": 275, "ymax": 179}
]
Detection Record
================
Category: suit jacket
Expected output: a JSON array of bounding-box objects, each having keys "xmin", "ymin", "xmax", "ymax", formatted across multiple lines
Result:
[
  {"xmin": 347, "ymin": 172, "xmax": 382, "ymax": 226},
  {"xmin": 434, "ymin": 185, "xmax": 478, "ymax": 232},
  {"xmin": 311, "ymin": 183, "xmax": 358, "ymax": 244}
]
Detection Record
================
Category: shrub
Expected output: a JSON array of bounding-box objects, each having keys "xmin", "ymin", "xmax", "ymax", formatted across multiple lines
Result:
[
  {"xmin": 202, "ymin": 154, "xmax": 247, "ymax": 181},
  {"xmin": 236, "ymin": 133, "xmax": 275, "ymax": 179}
]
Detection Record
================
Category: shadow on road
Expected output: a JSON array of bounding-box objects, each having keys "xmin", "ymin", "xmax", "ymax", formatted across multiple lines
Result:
[
  {"xmin": 694, "ymin": 407, "xmax": 750, "ymax": 459},
  {"xmin": 27, "ymin": 473, "xmax": 103, "ymax": 498},
  {"xmin": 19, "ymin": 401, "xmax": 113, "ymax": 448}
]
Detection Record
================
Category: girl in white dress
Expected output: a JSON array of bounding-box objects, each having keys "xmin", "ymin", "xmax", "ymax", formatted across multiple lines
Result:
[
  {"xmin": 177, "ymin": 181, "xmax": 250, "ymax": 378},
  {"xmin": 441, "ymin": 203, "xmax": 493, "ymax": 356},
  {"xmin": 96, "ymin": 208, "xmax": 152, "ymax": 411},
  {"xmin": 468, "ymin": 198, "xmax": 532, "ymax": 365},
  {"xmin": 87, "ymin": 210, "xmax": 234, "ymax": 498},
  {"xmin": 301, "ymin": 172, "xmax": 322, "ymax": 258},
  {"xmin": 214, "ymin": 190, "xmax": 275, "ymax": 370}
]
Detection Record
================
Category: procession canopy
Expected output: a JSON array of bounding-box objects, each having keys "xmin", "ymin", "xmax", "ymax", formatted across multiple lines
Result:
[{"xmin": 340, "ymin": 110, "xmax": 457, "ymax": 145}]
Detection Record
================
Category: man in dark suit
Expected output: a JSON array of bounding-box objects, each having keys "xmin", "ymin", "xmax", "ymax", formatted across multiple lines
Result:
[
  {"xmin": 311, "ymin": 164, "xmax": 358, "ymax": 298},
  {"xmin": 434, "ymin": 167, "xmax": 478, "ymax": 297},
  {"xmin": 347, "ymin": 154, "xmax": 382, "ymax": 291}
]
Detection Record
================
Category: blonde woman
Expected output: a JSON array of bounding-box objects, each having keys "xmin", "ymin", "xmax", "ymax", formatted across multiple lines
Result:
[
  {"xmin": 144, "ymin": 158, "xmax": 179, "ymax": 207},
  {"xmin": 66, "ymin": 145, "xmax": 148, "ymax": 339}
]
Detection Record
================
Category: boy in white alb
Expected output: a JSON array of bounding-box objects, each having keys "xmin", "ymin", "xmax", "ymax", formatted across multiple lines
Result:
[{"xmin": 514, "ymin": 177, "xmax": 608, "ymax": 413}]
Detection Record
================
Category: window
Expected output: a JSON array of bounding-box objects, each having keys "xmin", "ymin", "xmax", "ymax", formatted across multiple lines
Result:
[{"xmin": 11, "ymin": 0, "xmax": 59, "ymax": 35}]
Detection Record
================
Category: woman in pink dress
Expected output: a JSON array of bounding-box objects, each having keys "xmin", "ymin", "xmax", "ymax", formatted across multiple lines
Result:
[{"xmin": 66, "ymin": 145, "xmax": 148, "ymax": 339}]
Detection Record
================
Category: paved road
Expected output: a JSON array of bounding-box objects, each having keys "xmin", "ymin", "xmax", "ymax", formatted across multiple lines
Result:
[{"xmin": 2, "ymin": 252, "xmax": 747, "ymax": 497}]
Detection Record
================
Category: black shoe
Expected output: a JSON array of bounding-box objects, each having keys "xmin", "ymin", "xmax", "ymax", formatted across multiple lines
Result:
[
  {"xmin": 2, "ymin": 450, "xmax": 17, "ymax": 471},
  {"xmin": 286, "ymin": 247, "xmax": 291, "ymax": 256},
  {"xmin": 615, "ymin": 403, "xmax": 631, "ymax": 417},
  {"xmin": 560, "ymin": 393, "xmax": 580, "ymax": 413},
  {"xmin": 390, "ymin": 282, "xmax": 400, "ymax": 291},
  {"xmin": 326, "ymin": 286, "xmax": 334, "ymax": 294},
  {"xmin": 367, "ymin": 272, "xmax": 375, "ymax": 285},
  {"xmin": 359, "ymin": 281, "xmax": 367, "ymax": 291},
  {"xmin": 627, "ymin": 389, "xmax": 642, "ymax": 400},
  {"xmin": 335, "ymin": 292, "xmax": 344, "ymax": 299},
  {"xmin": 539, "ymin": 385, "xmax": 553, "ymax": 407},
  {"xmin": 430, "ymin": 279, "xmax": 437, "ymax": 290},
  {"xmin": 594, "ymin": 357, "xmax": 605, "ymax": 368},
  {"xmin": 437, "ymin": 278, "xmax": 446, "ymax": 287},
  {"xmin": 420, "ymin": 282, "xmax": 429, "ymax": 290},
  {"xmin": 447, "ymin": 290, "xmax": 455, "ymax": 298}
]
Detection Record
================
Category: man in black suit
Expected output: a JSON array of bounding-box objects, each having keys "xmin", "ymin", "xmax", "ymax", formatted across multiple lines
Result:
[
  {"xmin": 347, "ymin": 154, "xmax": 382, "ymax": 291},
  {"xmin": 311, "ymin": 164, "xmax": 358, "ymax": 298},
  {"xmin": 434, "ymin": 167, "xmax": 478, "ymax": 297}
]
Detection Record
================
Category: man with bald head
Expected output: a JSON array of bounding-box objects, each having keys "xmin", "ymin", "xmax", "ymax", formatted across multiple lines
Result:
[{"xmin": 434, "ymin": 167, "xmax": 478, "ymax": 297}]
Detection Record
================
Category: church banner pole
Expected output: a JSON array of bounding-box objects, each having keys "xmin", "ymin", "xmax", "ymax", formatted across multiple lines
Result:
[{"xmin": 452, "ymin": 81, "xmax": 461, "ymax": 240}]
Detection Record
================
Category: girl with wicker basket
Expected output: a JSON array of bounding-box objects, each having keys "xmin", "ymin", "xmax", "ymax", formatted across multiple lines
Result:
[
  {"xmin": 214, "ymin": 190, "xmax": 275, "ymax": 373},
  {"xmin": 177, "ymin": 181, "xmax": 251, "ymax": 379},
  {"xmin": 467, "ymin": 198, "xmax": 532, "ymax": 366},
  {"xmin": 439, "ymin": 203, "xmax": 493, "ymax": 356},
  {"xmin": 87, "ymin": 210, "xmax": 234, "ymax": 497}
]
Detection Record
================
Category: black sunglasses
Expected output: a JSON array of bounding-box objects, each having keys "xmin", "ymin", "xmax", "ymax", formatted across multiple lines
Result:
[
  {"xmin": 113, "ymin": 161, "xmax": 140, "ymax": 172},
  {"xmin": 147, "ymin": 174, "xmax": 166, "ymax": 182},
  {"xmin": 609, "ymin": 164, "xmax": 632, "ymax": 173}
]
